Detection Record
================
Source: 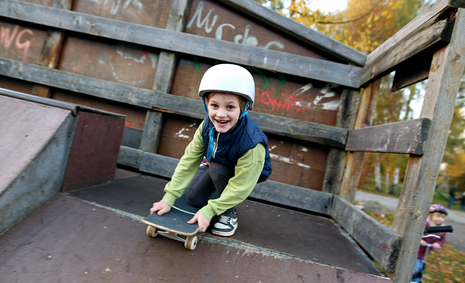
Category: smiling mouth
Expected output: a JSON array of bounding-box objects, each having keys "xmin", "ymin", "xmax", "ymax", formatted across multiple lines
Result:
[{"xmin": 216, "ymin": 120, "xmax": 230, "ymax": 126}]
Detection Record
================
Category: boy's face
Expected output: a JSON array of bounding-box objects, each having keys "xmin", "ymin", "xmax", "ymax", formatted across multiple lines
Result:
[
  {"xmin": 429, "ymin": 212, "xmax": 446, "ymax": 226},
  {"xmin": 206, "ymin": 93, "xmax": 241, "ymax": 133}
]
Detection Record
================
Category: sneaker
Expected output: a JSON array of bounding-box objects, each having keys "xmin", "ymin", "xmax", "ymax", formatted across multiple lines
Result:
[{"xmin": 211, "ymin": 213, "xmax": 238, "ymax": 237}]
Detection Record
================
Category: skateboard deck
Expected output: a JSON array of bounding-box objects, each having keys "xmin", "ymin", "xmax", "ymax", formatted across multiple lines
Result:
[{"xmin": 141, "ymin": 194, "xmax": 200, "ymax": 250}]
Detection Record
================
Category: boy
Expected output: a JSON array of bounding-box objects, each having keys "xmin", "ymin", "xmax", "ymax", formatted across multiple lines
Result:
[
  {"xmin": 411, "ymin": 204, "xmax": 448, "ymax": 282},
  {"xmin": 150, "ymin": 64, "xmax": 272, "ymax": 237}
]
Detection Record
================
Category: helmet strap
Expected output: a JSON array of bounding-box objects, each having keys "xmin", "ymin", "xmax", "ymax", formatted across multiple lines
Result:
[
  {"xmin": 239, "ymin": 101, "xmax": 249, "ymax": 119},
  {"xmin": 202, "ymin": 96, "xmax": 209, "ymax": 114},
  {"xmin": 205, "ymin": 127, "xmax": 215, "ymax": 163}
]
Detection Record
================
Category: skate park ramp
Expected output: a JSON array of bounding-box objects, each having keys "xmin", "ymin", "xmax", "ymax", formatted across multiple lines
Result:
[
  {"xmin": 0, "ymin": 93, "xmax": 78, "ymax": 233},
  {"xmin": 0, "ymin": 170, "xmax": 393, "ymax": 282},
  {"xmin": 0, "ymin": 89, "xmax": 125, "ymax": 233}
]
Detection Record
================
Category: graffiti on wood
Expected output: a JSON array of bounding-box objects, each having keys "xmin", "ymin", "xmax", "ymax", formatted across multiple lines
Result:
[
  {"xmin": 0, "ymin": 25, "xmax": 33, "ymax": 62},
  {"xmin": 186, "ymin": 1, "xmax": 284, "ymax": 50},
  {"xmin": 87, "ymin": 0, "xmax": 144, "ymax": 16}
]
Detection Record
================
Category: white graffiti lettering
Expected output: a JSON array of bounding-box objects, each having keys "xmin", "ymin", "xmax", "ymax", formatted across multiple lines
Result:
[
  {"xmin": 187, "ymin": 1, "xmax": 284, "ymax": 50},
  {"xmin": 187, "ymin": 2, "xmax": 218, "ymax": 33},
  {"xmin": 88, "ymin": 0, "xmax": 144, "ymax": 16}
]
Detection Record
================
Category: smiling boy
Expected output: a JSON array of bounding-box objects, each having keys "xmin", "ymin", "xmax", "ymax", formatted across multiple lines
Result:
[{"xmin": 150, "ymin": 64, "xmax": 272, "ymax": 237}]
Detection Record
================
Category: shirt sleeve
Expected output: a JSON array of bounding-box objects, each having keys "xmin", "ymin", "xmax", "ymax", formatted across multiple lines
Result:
[
  {"xmin": 199, "ymin": 143, "xmax": 266, "ymax": 220},
  {"xmin": 161, "ymin": 121, "xmax": 205, "ymax": 206}
]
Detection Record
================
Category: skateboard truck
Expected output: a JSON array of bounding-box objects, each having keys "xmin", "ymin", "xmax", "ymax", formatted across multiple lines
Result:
[
  {"xmin": 145, "ymin": 225, "xmax": 198, "ymax": 250},
  {"xmin": 142, "ymin": 196, "xmax": 200, "ymax": 251}
]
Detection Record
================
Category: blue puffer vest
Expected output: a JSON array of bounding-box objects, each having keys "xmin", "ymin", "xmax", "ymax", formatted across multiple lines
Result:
[{"xmin": 201, "ymin": 115, "xmax": 272, "ymax": 183}]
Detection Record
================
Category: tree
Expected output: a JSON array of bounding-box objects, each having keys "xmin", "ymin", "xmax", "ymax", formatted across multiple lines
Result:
[{"xmin": 257, "ymin": 0, "xmax": 456, "ymax": 195}]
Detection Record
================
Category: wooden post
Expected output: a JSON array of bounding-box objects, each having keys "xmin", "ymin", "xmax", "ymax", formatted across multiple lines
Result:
[
  {"xmin": 392, "ymin": 8, "xmax": 465, "ymax": 282},
  {"xmin": 339, "ymin": 79, "xmax": 381, "ymax": 203},
  {"xmin": 140, "ymin": 0, "xmax": 191, "ymax": 153},
  {"xmin": 322, "ymin": 87, "xmax": 360, "ymax": 194},
  {"xmin": 31, "ymin": 0, "xmax": 73, "ymax": 98}
]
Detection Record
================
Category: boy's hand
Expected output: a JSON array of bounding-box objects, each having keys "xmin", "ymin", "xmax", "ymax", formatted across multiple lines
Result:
[
  {"xmin": 150, "ymin": 201, "xmax": 171, "ymax": 215},
  {"xmin": 188, "ymin": 211, "xmax": 210, "ymax": 232},
  {"xmin": 420, "ymin": 240, "xmax": 427, "ymax": 246}
]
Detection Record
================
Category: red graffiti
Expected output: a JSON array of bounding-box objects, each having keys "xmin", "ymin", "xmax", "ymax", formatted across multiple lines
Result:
[
  {"xmin": 255, "ymin": 87, "xmax": 305, "ymax": 113},
  {"xmin": 0, "ymin": 25, "xmax": 33, "ymax": 62}
]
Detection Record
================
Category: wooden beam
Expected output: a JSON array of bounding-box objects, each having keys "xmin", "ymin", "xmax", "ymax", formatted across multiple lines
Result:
[
  {"xmin": 345, "ymin": 118, "xmax": 431, "ymax": 155},
  {"xmin": 140, "ymin": 0, "xmax": 191, "ymax": 153},
  {"xmin": 0, "ymin": 58, "xmax": 347, "ymax": 148},
  {"xmin": 391, "ymin": 47, "xmax": 438, "ymax": 92},
  {"xmin": 118, "ymin": 146, "xmax": 143, "ymax": 168},
  {"xmin": 340, "ymin": 79, "xmax": 381, "ymax": 203},
  {"xmin": 120, "ymin": 145, "xmax": 333, "ymax": 216},
  {"xmin": 331, "ymin": 196, "xmax": 402, "ymax": 273},
  {"xmin": 139, "ymin": 150, "xmax": 180, "ymax": 179},
  {"xmin": 219, "ymin": 0, "xmax": 366, "ymax": 66},
  {"xmin": 365, "ymin": 0, "xmax": 465, "ymax": 71},
  {"xmin": 391, "ymin": 8, "xmax": 465, "ymax": 282},
  {"xmin": 250, "ymin": 181, "xmax": 333, "ymax": 216},
  {"xmin": 248, "ymin": 112, "xmax": 347, "ymax": 149},
  {"xmin": 361, "ymin": 19, "xmax": 453, "ymax": 86},
  {"xmin": 322, "ymin": 87, "xmax": 361, "ymax": 194},
  {"xmin": 31, "ymin": 0, "xmax": 73, "ymax": 99},
  {"xmin": 341, "ymin": 82, "xmax": 380, "ymax": 193},
  {"xmin": 0, "ymin": 0, "xmax": 362, "ymax": 88},
  {"xmin": 0, "ymin": 58, "xmax": 154, "ymax": 108}
]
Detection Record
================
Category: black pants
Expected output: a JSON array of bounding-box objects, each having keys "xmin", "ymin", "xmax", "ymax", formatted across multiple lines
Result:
[{"xmin": 185, "ymin": 160, "xmax": 236, "ymax": 214}]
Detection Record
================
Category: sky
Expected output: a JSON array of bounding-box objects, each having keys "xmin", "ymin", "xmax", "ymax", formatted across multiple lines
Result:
[{"xmin": 309, "ymin": 0, "xmax": 348, "ymax": 13}]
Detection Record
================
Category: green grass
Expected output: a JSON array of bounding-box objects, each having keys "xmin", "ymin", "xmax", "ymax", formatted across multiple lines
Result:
[{"xmin": 359, "ymin": 178, "xmax": 464, "ymax": 212}]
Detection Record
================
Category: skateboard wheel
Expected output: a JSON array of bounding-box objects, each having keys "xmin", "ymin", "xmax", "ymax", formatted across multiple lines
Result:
[
  {"xmin": 146, "ymin": 226, "xmax": 158, "ymax": 238},
  {"xmin": 184, "ymin": 236, "xmax": 197, "ymax": 250}
]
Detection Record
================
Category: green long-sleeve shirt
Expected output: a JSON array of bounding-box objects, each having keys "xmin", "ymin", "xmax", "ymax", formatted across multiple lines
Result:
[{"xmin": 161, "ymin": 121, "xmax": 265, "ymax": 220}]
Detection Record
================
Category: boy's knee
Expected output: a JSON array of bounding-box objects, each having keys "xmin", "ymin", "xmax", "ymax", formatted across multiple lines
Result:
[
  {"xmin": 209, "ymin": 161, "xmax": 234, "ymax": 181},
  {"xmin": 186, "ymin": 190, "xmax": 206, "ymax": 208}
]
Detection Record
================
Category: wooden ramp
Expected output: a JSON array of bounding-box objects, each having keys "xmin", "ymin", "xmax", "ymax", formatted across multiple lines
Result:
[
  {"xmin": 0, "ymin": 90, "xmax": 125, "ymax": 233},
  {"xmin": 0, "ymin": 172, "xmax": 392, "ymax": 282}
]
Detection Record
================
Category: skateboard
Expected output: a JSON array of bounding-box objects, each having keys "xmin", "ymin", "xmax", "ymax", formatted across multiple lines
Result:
[{"xmin": 141, "ymin": 194, "xmax": 199, "ymax": 250}]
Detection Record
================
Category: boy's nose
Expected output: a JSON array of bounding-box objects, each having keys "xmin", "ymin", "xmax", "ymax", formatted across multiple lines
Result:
[{"xmin": 217, "ymin": 107, "xmax": 226, "ymax": 117}]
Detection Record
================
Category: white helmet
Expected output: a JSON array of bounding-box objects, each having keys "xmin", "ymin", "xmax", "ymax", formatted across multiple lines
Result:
[{"xmin": 198, "ymin": 64, "xmax": 255, "ymax": 110}]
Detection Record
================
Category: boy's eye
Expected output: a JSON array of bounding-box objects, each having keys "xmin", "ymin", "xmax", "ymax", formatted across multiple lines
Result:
[
  {"xmin": 227, "ymin": 105, "xmax": 235, "ymax": 110},
  {"xmin": 210, "ymin": 103, "xmax": 218, "ymax": 108}
]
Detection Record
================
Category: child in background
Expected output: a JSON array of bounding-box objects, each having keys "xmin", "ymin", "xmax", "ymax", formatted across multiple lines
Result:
[
  {"xmin": 411, "ymin": 204, "xmax": 448, "ymax": 282},
  {"xmin": 150, "ymin": 64, "xmax": 272, "ymax": 237}
]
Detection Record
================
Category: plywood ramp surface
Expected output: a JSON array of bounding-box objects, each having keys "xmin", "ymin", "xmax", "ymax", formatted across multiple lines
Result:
[{"xmin": 0, "ymin": 175, "xmax": 392, "ymax": 282}]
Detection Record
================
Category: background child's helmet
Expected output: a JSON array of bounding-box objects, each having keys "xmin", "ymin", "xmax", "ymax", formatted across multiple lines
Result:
[
  {"xmin": 429, "ymin": 204, "xmax": 448, "ymax": 215},
  {"xmin": 198, "ymin": 64, "xmax": 255, "ymax": 110}
]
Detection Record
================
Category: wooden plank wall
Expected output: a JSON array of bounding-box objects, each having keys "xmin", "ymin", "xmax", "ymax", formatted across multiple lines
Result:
[
  {"xmin": 342, "ymin": 1, "xmax": 465, "ymax": 280},
  {"xmin": 1, "ymin": 0, "xmax": 464, "ymax": 280},
  {"xmin": 0, "ymin": 0, "xmax": 361, "ymax": 191}
]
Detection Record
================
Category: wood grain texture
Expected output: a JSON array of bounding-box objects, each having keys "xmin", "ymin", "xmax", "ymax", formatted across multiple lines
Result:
[
  {"xmin": 331, "ymin": 196, "xmax": 401, "ymax": 273},
  {"xmin": 345, "ymin": 118, "xmax": 431, "ymax": 155},
  {"xmin": 0, "ymin": 58, "xmax": 348, "ymax": 148},
  {"xmin": 219, "ymin": 0, "xmax": 366, "ymax": 66},
  {"xmin": 361, "ymin": 19, "xmax": 453, "ymax": 86},
  {"xmin": 0, "ymin": 0, "xmax": 362, "ymax": 88},
  {"xmin": 392, "ymin": 8, "xmax": 465, "ymax": 282}
]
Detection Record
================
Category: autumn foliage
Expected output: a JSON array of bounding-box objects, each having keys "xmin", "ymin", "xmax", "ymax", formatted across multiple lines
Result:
[{"xmin": 366, "ymin": 209, "xmax": 465, "ymax": 282}]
